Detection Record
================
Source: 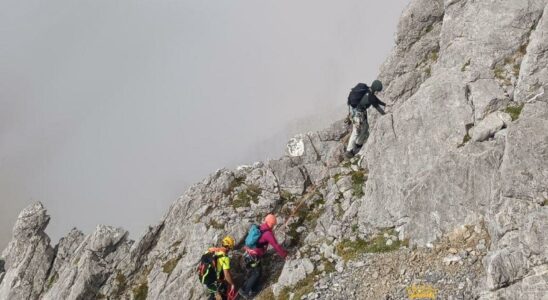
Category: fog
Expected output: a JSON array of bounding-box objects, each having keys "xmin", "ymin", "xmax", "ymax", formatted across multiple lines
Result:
[{"xmin": 0, "ymin": 0, "xmax": 408, "ymax": 248}]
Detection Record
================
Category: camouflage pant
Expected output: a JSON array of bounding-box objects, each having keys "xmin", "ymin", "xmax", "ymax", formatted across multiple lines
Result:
[{"xmin": 346, "ymin": 109, "xmax": 369, "ymax": 152}]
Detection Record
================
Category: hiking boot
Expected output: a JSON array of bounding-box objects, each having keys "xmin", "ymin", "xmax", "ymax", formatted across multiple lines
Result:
[
  {"xmin": 344, "ymin": 150, "xmax": 354, "ymax": 159},
  {"xmin": 238, "ymin": 288, "xmax": 251, "ymax": 299}
]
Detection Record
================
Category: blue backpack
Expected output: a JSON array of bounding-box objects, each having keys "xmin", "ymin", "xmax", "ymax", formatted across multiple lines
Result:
[{"xmin": 244, "ymin": 224, "xmax": 262, "ymax": 248}]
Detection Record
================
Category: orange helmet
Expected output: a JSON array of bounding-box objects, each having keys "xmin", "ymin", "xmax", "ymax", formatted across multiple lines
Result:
[{"xmin": 264, "ymin": 214, "xmax": 277, "ymax": 229}]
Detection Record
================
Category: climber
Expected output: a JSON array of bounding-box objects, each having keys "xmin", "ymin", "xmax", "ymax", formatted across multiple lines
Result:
[
  {"xmin": 238, "ymin": 214, "xmax": 288, "ymax": 299},
  {"xmin": 345, "ymin": 80, "xmax": 386, "ymax": 158},
  {"xmin": 198, "ymin": 236, "xmax": 237, "ymax": 300}
]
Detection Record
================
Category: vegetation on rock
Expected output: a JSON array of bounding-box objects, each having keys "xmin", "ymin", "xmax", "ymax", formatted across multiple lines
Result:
[{"xmin": 505, "ymin": 103, "xmax": 524, "ymax": 121}]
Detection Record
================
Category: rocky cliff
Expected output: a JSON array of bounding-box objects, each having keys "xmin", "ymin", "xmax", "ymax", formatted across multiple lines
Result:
[{"xmin": 1, "ymin": 0, "xmax": 547, "ymax": 299}]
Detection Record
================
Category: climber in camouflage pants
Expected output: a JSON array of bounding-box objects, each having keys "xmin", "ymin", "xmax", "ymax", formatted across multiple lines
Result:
[{"xmin": 345, "ymin": 80, "xmax": 386, "ymax": 158}]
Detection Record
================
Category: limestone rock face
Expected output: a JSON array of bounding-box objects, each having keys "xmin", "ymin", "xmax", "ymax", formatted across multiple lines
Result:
[
  {"xmin": 2, "ymin": 1, "xmax": 548, "ymax": 299},
  {"xmin": 0, "ymin": 203, "xmax": 54, "ymax": 300},
  {"xmin": 272, "ymin": 258, "xmax": 314, "ymax": 296},
  {"xmin": 469, "ymin": 111, "xmax": 512, "ymax": 142}
]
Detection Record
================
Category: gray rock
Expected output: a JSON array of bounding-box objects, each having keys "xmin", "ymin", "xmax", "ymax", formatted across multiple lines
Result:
[
  {"xmin": 484, "ymin": 249, "xmax": 529, "ymax": 291},
  {"xmin": 272, "ymin": 258, "xmax": 314, "ymax": 297},
  {"xmin": 0, "ymin": 202, "xmax": 54, "ymax": 300},
  {"xmin": 470, "ymin": 111, "xmax": 512, "ymax": 142}
]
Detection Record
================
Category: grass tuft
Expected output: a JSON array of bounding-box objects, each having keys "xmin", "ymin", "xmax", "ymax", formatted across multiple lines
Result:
[
  {"xmin": 112, "ymin": 271, "xmax": 127, "ymax": 297},
  {"xmin": 494, "ymin": 65, "xmax": 506, "ymax": 80},
  {"xmin": 505, "ymin": 103, "xmax": 524, "ymax": 121},
  {"xmin": 255, "ymin": 287, "xmax": 276, "ymax": 300},
  {"xmin": 225, "ymin": 176, "xmax": 246, "ymax": 195},
  {"xmin": 162, "ymin": 256, "xmax": 182, "ymax": 274},
  {"xmin": 232, "ymin": 184, "xmax": 262, "ymax": 208},
  {"xmin": 279, "ymin": 272, "xmax": 317, "ymax": 300},
  {"xmin": 280, "ymin": 190, "xmax": 296, "ymax": 204},
  {"xmin": 336, "ymin": 229, "xmax": 407, "ymax": 262},
  {"xmin": 461, "ymin": 59, "xmax": 471, "ymax": 72},
  {"xmin": 425, "ymin": 66, "xmax": 432, "ymax": 77},
  {"xmin": 351, "ymin": 171, "xmax": 366, "ymax": 197},
  {"xmin": 45, "ymin": 272, "xmax": 59, "ymax": 291},
  {"xmin": 208, "ymin": 219, "xmax": 225, "ymax": 230},
  {"xmin": 132, "ymin": 282, "xmax": 148, "ymax": 300},
  {"xmin": 430, "ymin": 50, "xmax": 439, "ymax": 62}
]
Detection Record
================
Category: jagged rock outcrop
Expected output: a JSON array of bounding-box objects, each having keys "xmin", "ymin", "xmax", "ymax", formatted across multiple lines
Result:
[
  {"xmin": 0, "ymin": 203, "xmax": 54, "ymax": 300},
  {"xmin": 1, "ymin": 0, "xmax": 547, "ymax": 299}
]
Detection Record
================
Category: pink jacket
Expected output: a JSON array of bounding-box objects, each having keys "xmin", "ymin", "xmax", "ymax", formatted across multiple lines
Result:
[{"xmin": 247, "ymin": 223, "xmax": 287, "ymax": 258}]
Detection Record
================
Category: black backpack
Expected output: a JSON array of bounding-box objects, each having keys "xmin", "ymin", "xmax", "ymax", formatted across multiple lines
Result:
[
  {"xmin": 347, "ymin": 83, "xmax": 370, "ymax": 108},
  {"xmin": 197, "ymin": 251, "xmax": 224, "ymax": 285}
]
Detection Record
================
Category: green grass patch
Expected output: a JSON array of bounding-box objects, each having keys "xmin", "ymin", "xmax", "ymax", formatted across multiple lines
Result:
[
  {"xmin": 351, "ymin": 171, "xmax": 366, "ymax": 197},
  {"xmin": 461, "ymin": 59, "xmax": 470, "ymax": 72},
  {"xmin": 512, "ymin": 63, "xmax": 521, "ymax": 77},
  {"xmin": 541, "ymin": 199, "xmax": 548, "ymax": 206},
  {"xmin": 112, "ymin": 271, "xmax": 127, "ymax": 297},
  {"xmin": 279, "ymin": 272, "xmax": 317, "ymax": 300},
  {"xmin": 424, "ymin": 66, "xmax": 431, "ymax": 77},
  {"xmin": 208, "ymin": 219, "xmax": 225, "ymax": 230},
  {"xmin": 322, "ymin": 259, "xmax": 336, "ymax": 274},
  {"xmin": 430, "ymin": 50, "xmax": 439, "ymax": 62},
  {"xmin": 285, "ymin": 191, "xmax": 325, "ymax": 247},
  {"xmin": 505, "ymin": 103, "xmax": 524, "ymax": 121},
  {"xmin": 45, "ymin": 272, "xmax": 58, "ymax": 291},
  {"xmin": 232, "ymin": 184, "xmax": 262, "ymax": 208},
  {"xmin": 132, "ymin": 282, "xmax": 148, "ymax": 300},
  {"xmin": 518, "ymin": 44, "xmax": 527, "ymax": 56},
  {"xmin": 336, "ymin": 229, "xmax": 406, "ymax": 262},
  {"xmin": 494, "ymin": 65, "xmax": 506, "ymax": 80},
  {"xmin": 425, "ymin": 24, "xmax": 433, "ymax": 34},
  {"xmin": 458, "ymin": 123, "xmax": 474, "ymax": 148},
  {"xmin": 280, "ymin": 189, "xmax": 296, "ymax": 204},
  {"xmin": 162, "ymin": 256, "xmax": 182, "ymax": 274},
  {"xmin": 333, "ymin": 173, "xmax": 342, "ymax": 183},
  {"xmin": 255, "ymin": 287, "xmax": 276, "ymax": 300},
  {"xmin": 461, "ymin": 132, "xmax": 471, "ymax": 145},
  {"xmin": 225, "ymin": 176, "xmax": 246, "ymax": 195}
]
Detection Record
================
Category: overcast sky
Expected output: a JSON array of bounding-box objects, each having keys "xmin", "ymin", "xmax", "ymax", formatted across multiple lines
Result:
[{"xmin": 0, "ymin": 0, "xmax": 408, "ymax": 248}]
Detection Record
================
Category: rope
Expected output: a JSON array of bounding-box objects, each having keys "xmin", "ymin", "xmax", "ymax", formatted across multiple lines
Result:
[{"xmin": 278, "ymin": 185, "xmax": 318, "ymax": 234}]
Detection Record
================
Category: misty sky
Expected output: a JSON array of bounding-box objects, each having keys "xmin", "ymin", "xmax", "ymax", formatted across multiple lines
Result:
[{"xmin": 0, "ymin": 0, "xmax": 408, "ymax": 248}]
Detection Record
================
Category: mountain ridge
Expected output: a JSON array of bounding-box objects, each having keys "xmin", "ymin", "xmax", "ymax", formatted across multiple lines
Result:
[{"xmin": 2, "ymin": 0, "xmax": 548, "ymax": 299}]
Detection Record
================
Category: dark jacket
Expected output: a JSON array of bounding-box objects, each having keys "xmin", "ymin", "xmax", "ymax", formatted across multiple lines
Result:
[{"xmin": 357, "ymin": 92, "xmax": 386, "ymax": 115}]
